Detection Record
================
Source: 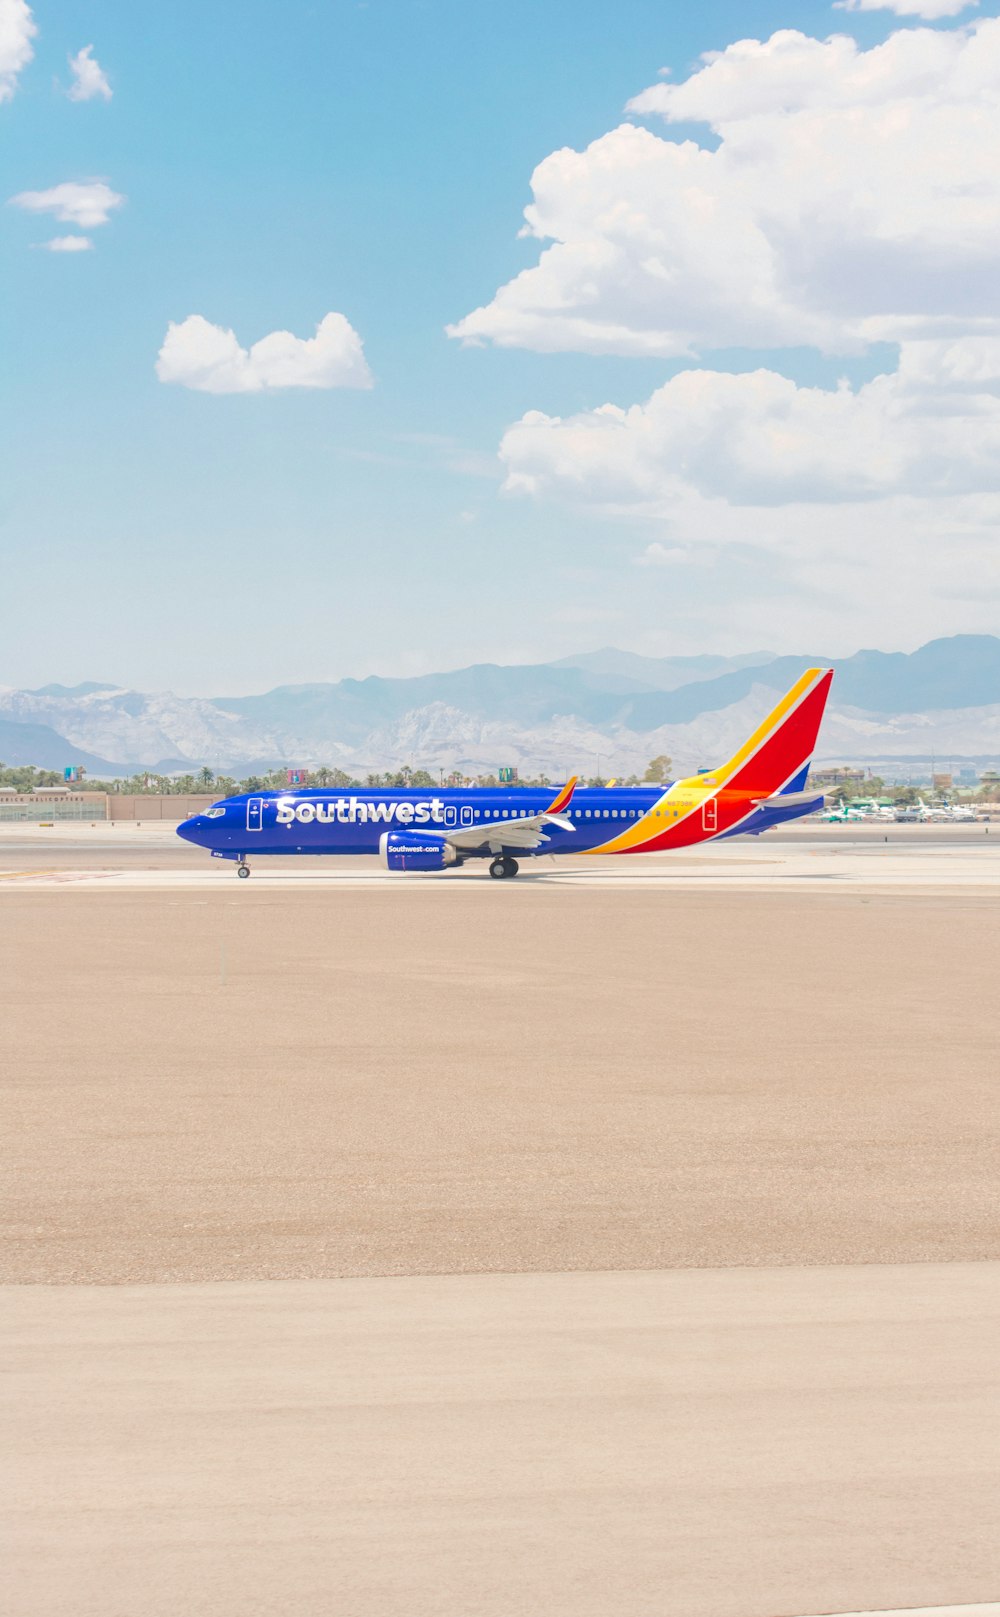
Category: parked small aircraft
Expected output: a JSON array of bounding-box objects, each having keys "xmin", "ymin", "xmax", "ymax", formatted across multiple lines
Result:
[{"xmin": 821, "ymin": 802, "xmax": 866, "ymax": 823}]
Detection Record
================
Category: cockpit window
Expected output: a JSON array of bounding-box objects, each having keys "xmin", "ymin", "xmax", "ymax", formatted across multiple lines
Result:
[{"xmin": 205, "ymin": 807, "xmax": 226, "ymax": 818}]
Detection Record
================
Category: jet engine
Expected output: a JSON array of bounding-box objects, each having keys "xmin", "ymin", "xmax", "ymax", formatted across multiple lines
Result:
[{"xmin": 379, "ymin": 831, "xmax": 458, "ymax": 872}]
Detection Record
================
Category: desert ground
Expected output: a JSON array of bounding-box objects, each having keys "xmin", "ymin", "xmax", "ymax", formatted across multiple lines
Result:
[{"xmin": 3, "ymin": 824, "xmax": 999, "ymax": 1616}]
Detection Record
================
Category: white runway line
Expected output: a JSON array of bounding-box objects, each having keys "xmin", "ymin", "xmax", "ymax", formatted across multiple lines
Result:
[
  {"xmin": 1, "ymin": 832, "xmax": 997, "ymax": 892},
  {"xmin": 794, "ymin": 1607, "xmax": 1000, "ymax": 1617},
  {"xmin": 1, "ymin": 855, "xmax": 998, "ymax": 890}
]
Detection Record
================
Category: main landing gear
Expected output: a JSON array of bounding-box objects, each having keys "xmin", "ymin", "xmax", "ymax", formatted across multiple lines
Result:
[
  {"xmin": 489, "ymin": 856, "xmax": 519, "ymax": 880},
  {"xmin": 236, "ymin": 857, "xmax": 251, "ymax": 879}
]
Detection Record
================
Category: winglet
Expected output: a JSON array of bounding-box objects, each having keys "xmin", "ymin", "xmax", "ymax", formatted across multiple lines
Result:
[{"xmin": 545, "ymin": 776, "xmax": 578, "ymax": 815}]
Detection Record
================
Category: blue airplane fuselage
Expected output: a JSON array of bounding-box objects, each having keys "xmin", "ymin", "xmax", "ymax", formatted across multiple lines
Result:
[{"xmin": 177, "ymin": 782, "xmax": 815, "ymax": 862}]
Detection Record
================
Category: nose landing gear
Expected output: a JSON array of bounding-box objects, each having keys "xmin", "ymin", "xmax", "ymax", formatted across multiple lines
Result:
[
  {"xmin": 489, "ymin": 856, "xmax": 519, "ymax": 879},
  {"xmin": 236, "ymin": 858, "xmax": 251, "ymax": 879}
]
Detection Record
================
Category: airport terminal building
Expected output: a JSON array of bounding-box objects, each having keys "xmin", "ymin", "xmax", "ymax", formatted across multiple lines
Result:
[{"xmin": 0, "ymin": 788, "xmax": 218, "ymax": 822}]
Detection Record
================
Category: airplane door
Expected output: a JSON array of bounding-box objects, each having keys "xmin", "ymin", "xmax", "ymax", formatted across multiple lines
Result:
[
  {"xmin": 460, "ymin": 805, "xmax": 473, "ymax": 827},
  {"xmin": 444, "ymin": 804, "xmax": 457, "ymax": 827},
  {"xmin": 246, "ymin": 798, "xmax": 264, "ymax": 832},
  {"xmin": 702, "ymin": 797, "xmax": 717, "ymax": 832}
]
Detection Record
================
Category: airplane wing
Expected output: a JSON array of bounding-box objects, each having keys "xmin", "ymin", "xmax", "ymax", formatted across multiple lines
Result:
[{"xmin": 443, "ymin": 778, "xmax": 579, "ymax": 854}]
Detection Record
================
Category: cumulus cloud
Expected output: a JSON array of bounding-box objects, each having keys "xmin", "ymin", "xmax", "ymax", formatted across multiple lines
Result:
[
  {"xmin": 67, "ymin": 43, "xmax": 111, "ymax": 101},
  {"xmin": 8, "ymin": 180, "xmax": 124, "ymax": 228},
  {"xmin": 449, "ymin": 20, "xmax": 1000, "ymax": 358},
  {"xmin": 0, "ymin": 0, "xmax": 35, "ymax": 101},
  {"xmin": 502, "ymin": 357, "xmax": 999, "ymax": 638},
  {"xmin": 496, "ymin": 336, "xmax": 1000, "ymax": 631},
  {"xmin": 835, "ymin": 1, "xmax": 976, "ymax": 18},
  {"xmin": 155, "ymin": 312, "xmax": 374, "ymax": 394},
  {"xmin": 453, "ymin": 17, "xmax": 1000, "ymax": 641},
  {"xmin": 499, "ymin": 339, "xmax": 1000, "ymax": 508},
  {"xmin": 41, "ymin": 234, "xmax": 93, "ymax": 252}
]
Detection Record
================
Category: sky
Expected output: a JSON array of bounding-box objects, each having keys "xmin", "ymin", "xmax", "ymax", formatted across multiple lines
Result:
[{"xmin": 2, "ymin": 0, "xmax": 999, "ymax": 695}]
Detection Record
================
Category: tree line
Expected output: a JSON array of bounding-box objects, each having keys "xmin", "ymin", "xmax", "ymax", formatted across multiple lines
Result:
[
  {"xmin": 5, "ymin": 757, "xmax": 996, "ymax": 800},
  {"xmin": 2, "ymin": 756, "xmax": 675, "ymax": 795}
]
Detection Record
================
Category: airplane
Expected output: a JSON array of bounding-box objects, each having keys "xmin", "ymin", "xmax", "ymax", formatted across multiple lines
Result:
[
  {"xmin": 917, "ymin": 796, "xmax": 953, "ymax": 822},
  {"xmin": 177, "ymin": 667, "xmax": 833, "ymax": 878},
  {"xmin": 821, "ymin": 801, "xmax": 866, "ymax": 823},
  {"xmin": 895, "ymin": 796, "xmax": 950, "ymax": 823},
  {"xmin": 855, "ymin": 797, "xmax": 895, "ymax": 821}
]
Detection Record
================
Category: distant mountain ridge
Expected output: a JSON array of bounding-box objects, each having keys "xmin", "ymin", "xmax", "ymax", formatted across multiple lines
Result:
[
  {"xmin": 1, "ymin": 635, "xmax": 997, "ymax": 775},
  {"xmin": 205, "ymin": 635, "xmax": 1000, "ymax": 738},
  {"xmin": 551, "ymin": 649, "xmax": 778, "ymax": 691},
  {"xmin": 0, "ymin": 719, "xmax": 126, "ymax": 774}
]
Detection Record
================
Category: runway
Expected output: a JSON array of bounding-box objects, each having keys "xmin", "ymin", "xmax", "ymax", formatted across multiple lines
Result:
[
  {"xmin": 7, "ymin": 1264, "xmax": 1000, "ymax": 1617},
  {"xmin": 0, "ymin": 818, "xmax": 997, "ymax": 890},
  {"xmin": 4, "ymin": 877, "xmax": 999, "ymax": 1282},
  {"xmin": 3, "ymin": 821, "xmax": 999, "ymax": 1615}
]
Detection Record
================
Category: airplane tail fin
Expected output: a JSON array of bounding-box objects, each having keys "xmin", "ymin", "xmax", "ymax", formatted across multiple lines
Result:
[{"xmin": 715, "ymin": 668, "xmax": 833, "ymax": 799}]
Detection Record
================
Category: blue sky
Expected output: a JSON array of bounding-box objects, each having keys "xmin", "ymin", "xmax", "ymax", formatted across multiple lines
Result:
[{"xmin": 2, "ymin": 0, "xmax": 998, "ymax": 694}]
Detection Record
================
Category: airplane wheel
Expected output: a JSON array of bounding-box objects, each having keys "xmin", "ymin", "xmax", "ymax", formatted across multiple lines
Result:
[
  {"xmin": 237, "ymin": 864, "xmax": 251, "ymax": 879},
  {"xmin": 489, "ymin": 858, "xmax": 508, "ymax": 879},
  {"xmin": 503, "ymin": 857, "xmax": 519, "ymax": 878}
]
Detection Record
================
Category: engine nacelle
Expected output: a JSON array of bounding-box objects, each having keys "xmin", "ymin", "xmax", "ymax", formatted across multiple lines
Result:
[{"xmin": 379, "ymin": 830, "xmax": 458, "ymax": 872}]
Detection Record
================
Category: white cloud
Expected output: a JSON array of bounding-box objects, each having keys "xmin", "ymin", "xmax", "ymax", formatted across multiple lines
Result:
[
  {"xmin": 835, "ymin": 1, "xmax": 976, "ymax": 19},
  {"xmin": 41, "ymin": 234, "xmax": 93, "ymax": 252},
  {"xmin": 449, "ymin": 20, "xmax": 1000, "ymax": 358},
  {"xmin": 0, "ymin": 0, "xmax": 35, "ymax": 102},
  {"xmin": 636, "ymin": 543, "xmax": 712, "ymax": 567},
  {"xmin": 499, "ymin": 339, "xmax": 1000, "ymax": 508},
  {"xmin": 67, "ymin": 43, "xmax": 111, "ymax": 102},
  {"xmin": 456, "ymin": 16, "xmax": 1000, "ymax": 641},
  {"xmin": 497, "ymin": 336, "xmax": 1000, "ymax": 626},
  {"xmin": 155, "ymin": 313, "xmax": 374, "ymax": 394},
  {"xmin": 8, "ymin": 180, "xmax": 124, "ymax": 228}
]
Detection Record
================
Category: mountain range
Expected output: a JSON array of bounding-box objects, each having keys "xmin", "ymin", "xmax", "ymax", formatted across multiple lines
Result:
[{"xmin": 1, "ymin": 636, "xmax": 998, "ymax": 778}]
